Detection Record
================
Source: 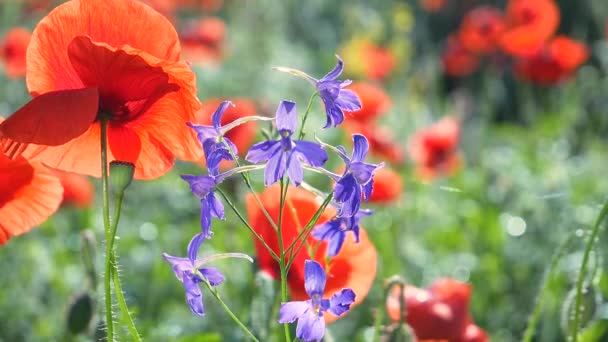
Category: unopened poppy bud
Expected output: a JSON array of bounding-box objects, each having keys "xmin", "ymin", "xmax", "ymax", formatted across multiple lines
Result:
[
  {"xmin": 66, "ymin": 292, "xmax": 94, "ymax": 335},
  {"xmin": 109, "ymin": 161, "xmax": 135, "ymax": 193}
]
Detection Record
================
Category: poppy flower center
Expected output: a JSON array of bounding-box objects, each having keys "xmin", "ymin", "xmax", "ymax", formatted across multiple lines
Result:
[{"xmin": 519, "ymin": 7, "xmax": 539, "ymax": 25}]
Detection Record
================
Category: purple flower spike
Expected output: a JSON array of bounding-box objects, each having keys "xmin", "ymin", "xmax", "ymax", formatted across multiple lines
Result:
[
  {"xmin": 311, "ymin": 209, "xmax": 372, "ymax": 257},
  {"xmin": 246, "ymin": 100, "xmax": 328, "ymax": 186},
  {"xmin": 163, "ymin": 233, "xmax": 252, "ymax": 317},
  {"xmin": 333, "ymin": 134, "xmax": 383, "ymax": 217},
  {"xmin": 187, "ymin": 101, "xmax": 238, "ymax": 174},
  {"xmin": 316, "ymin": 56, "xmax": 361, "ymax": 128},
  {"xmin": 278, "ymin": 260, "xmax": 355, "ymax": 341}
]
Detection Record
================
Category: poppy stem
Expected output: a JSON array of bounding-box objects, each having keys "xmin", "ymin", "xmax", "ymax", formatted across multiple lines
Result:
[
  {"xmin": 100, "ymin": 118, "xmax": 115, "ymax": 342},
  {"xmin": 276, "ymin": 178, "xmax": 292, "ymax": 342},
  {"xmin": 570, "ymin": 199, "xmax": 608, "ymax": 342},
  {"xmin": 298, "ymin": 92, "xmax": 319, "ymax": 140},
  {"xmin": 523, "ymin": 232, "xmax": 576, "ymax": 342}
]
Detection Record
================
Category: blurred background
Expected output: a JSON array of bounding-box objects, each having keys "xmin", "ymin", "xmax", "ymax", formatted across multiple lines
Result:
[{"xmin": 2, "ymin": 0, "xmax": 608, "ymax": 341}]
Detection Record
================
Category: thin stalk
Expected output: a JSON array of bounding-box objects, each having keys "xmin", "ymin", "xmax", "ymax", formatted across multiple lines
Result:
[
  {"xmin": 216, "ymin": 188, "xmax": 280, "ymax": 262},
  {"xmin": 276, "ymin": 178, "xmax": 291, "ymax": 342},
  {"xmin": 523, "ymin": 232, "xmax": 575, "ymax": 342},
  {"xmin": 298, "ymin": 92, "xmax": 318, "ymax": 140},
  {"xmin": 570, "ymin": 200, "xmax": 608, "ymax": 342},
  {"xmin": 203, "ymin": 280, "xmax": 260, "ymax": 342},
  {"xmin": 100, "ymin": 118, "xmax": 114, "ymax": 342}
]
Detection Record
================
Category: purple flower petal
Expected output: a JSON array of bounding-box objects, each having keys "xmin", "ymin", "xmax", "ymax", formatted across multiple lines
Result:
[
  {"xmin": 286, "ymin": 152, "xmax": 304, "ymax": 186},
  {"xmin": 311, "ymin": 220, "xmax": 341, "ymax": 240},
  {"xmin": 264, "ymin": 150, "xmax": 286, "ymax": 186},
  {"xmin": 211, "ymin": 100, "xmax": 233, "ymax": 128},
  {"xmin": 180, "ymin": 174, "xmax": 217, "ymax": 199},
  {"xmin": 304, "ymin": 260, "xmax": 326, "ymax": 297},
  {"xmin": 199, "ymin": 266, "xmax": 225, "ymax": 286},
  {"xmin": 278, "ymin": 301, "xmax": 309, "ymax": 323},
  {"xmin": 162, "ymin": 253, "xmax": 192, "ymax": 280},
  {"xmin": 294, "ymin": 140, "xmax": 328, "ymax": 167},
  {"xmin": 328, "ymin": 288, "xmax": 355, "ymax": 317},
  {"xmin": 183, "ymin": 272, "xmax": 205, "ymax": 316},
  {"xmin": 276, "ymin": 100, "xmax": 298, "ymax": 133},
  {"xmin": 187, "ymin": 233, "xmax": 205, "ymax": 262},
  {"xmin": 351, "ymin": 134, "xmax": 369, "ymax": 162},
  {"xmin": 199, "ymin": 199, "xmax": 213, "ymax": 238},
  {"xmin": 334, "ymin": 173, "xmax": 357, "ymax": 204},
  {"xmin": 349, "ymin": 162, "xmax": 377, "ymax": 185},
  {"xmin": 187, "ymin": 122, "xmax": 218, "ymax": 146},
  {"xmin": 327, "ymin": 230, "xmax": 346, "ymax": 257},
  {"xmin": 320, "ymin": 96, "xmax": 345, "ymax": 128},
  {"xmin": 208, "ymin": 192, "xmax": 225, "ymax": 220},
  {"xmin": 246, "ymin": 140, "xmax": 281, "ymax": 163},
  {"xmin": 335, "ymin": 88, "xmax": 361, "ymax": 112},
  {"xmin": 319, "ymin": 56, "xmax": 344, "ymax": 82},
  {"xmin": 296, "ymin": 310, "xmax": 326, "ymax": 342},
  {"xmin": 363, "ymin": 179, "xmax": 374, "ymax": 201}
]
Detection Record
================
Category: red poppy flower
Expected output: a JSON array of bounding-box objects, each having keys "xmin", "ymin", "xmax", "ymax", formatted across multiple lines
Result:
[
  {"xmin": 181, "ymin": 17, "xmax": 226, "ymax": 64},
  {"xmin": 368, "ymin": 167, "xmax": 402, "ymax": 203},
  {"xmin": 419, "ymin": 0, "xmax": 447, "ymax": 13},
  {"xmin": 344, "ymin": 122, "xmax": 406, "ymax": 165},
  {"xmin": 361, "ymin": 43, "xmax": 397, "ymax": 81},
  {"xmin": 57, "ymin": 171, "xmax": 94, "ymax": 208},
  {"xmin": 459, "ymin": 6, "xmax": 505, "ymax": 55},
  {"xmin": 246, "ymin": 185, "xmax": 378, "ymax": 323},
  {"xmin": 0, "ymin": 0, "xmax": 202, "ymax": 179},
  {"xmin": 513, "ymin": 36, "xmax": 588, "ymax": 85},
  {"xmin": 386, "ymin": 278, "xmax": 487, "ymax": 342},
  {"xmin": 0, "ymin": 28, "xmax": 31, "ymax": 79},
  {"xmin": 344, "ymin": 82, "xmax": 391, "ymax": 124},
  {"xmin": 0, "ymin": 153, "xmax": 63, "ymax": 246},
  {"xmin": 409, "ymin": 116, "xmax": 462, "ymax": 180},
  {"xmin": 196, "ymin": 97, "xmax": 257, "ymax": 157},
  {"xmin": 500, "ymin": 0, "xmax": 560, "ymax": 57},
  {"xmin": 442, "ymin": 35, "xmax": 479, "ymax": 77}
]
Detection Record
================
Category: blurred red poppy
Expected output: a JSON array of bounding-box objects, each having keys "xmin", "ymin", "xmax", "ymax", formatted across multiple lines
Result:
[
  {"xmin": 246, "ymin": 185, "xmax": 378, "ymax": 323},
  {"xmin": 459, "ymin": 6, "xmax": 505, "ymax": 55},
  {"xmin": 0, "ymin": 0, "xmax": 202, "ymax": 179},
  {"xmin": 57, "ymin": 171, "xmax": 94, "ymax": 208},
  {"xmin": 442, "ymin": 35, "xmax": 479, "ymax": 77},
  {"xmin": 386, "ymin": 278, "xmax": 487, "ymax": 342},
  {"xmin": 196, "ymin": 98, "xmax": 257, "ymax": 157},
  {"xmin": 514, "ymin": 35, "xmax": 588, "ymax": 85},
  {"xmin": 419, "ymin": 0, "xmax": 447, "ymax": 13},
  {"xmin": 409, "ymin": 116, "xmax": 462, "ymax": 181},
  {"xmin": 344, "ymin": 122, "xmax": 406, "ymax": 165},
  {"xmin": 0, "ymin": 28, "xmax": 31, "ymax": 79},
  {"xmin": 368, "ymin": 167, "xmax": 402, "ymax": 203},
  {"xmin": 362, "ymin": 42, "xmax": 397, "ymax": 81},
  {"xmin": 500, "ymin": 0, "xmax": 560, "ymax": 57},
  {"xmin": 0, "ymin": 153, "xmax": 62, "ymax": 246},
  {"xmin": 344, "ymin": 82, "xmax": 392, "ymax": 124},
  {"xmin": 181, "ymin": 17, "xmax": 226, "ymax": 64}
]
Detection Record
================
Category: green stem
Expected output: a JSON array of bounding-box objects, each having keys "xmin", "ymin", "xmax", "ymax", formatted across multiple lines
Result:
[
  {"xmin": 570, "ymin": 200, "xmax": 608, "ymax": 342},
  {"xmin": 298, "ymin": 92, "xmax": 318, "ymax": 140},
  {"xmin": 276, "ymin": 178, "xmax": 291, "ymax": 342},
  {"xmin": 523, "ymin": 232, "xmax": 575, "ymax": 342},
  {"xmin": 203, "ymin": 280, "xmax": 260, "ymax": 342},
  {"xmin": 100, "ymin": 119, "xmax": 114, "ymax": 342}
]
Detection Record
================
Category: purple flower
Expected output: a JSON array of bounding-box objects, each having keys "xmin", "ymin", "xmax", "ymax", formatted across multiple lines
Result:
[
  {"xmin": 311, "ymin": 209, "xmax": 372, "ymax": 257},
  {"xmin": 246, "ymin": 100, "xmax": 328, "ymax": 186},
  {"xmin": 181, "ymin": 169, "xmax": 233, "ymax": 239},
  {"xmin": 162, "ymin": 234, "xmax": 226, "ymax": 316},
  {"xmin": 187, "ymin": 101, "xmax": 238, "ymax": 173},
  {"xmin": 316, "ymin": 56, "xmax": 361, "ymax": 128},
  {"xmin": 278, "ymin": 260, "xmax": 355, "ymax": 341},
  {"xmin": 333, "ymin": 134, "xmax": 383, "ymax": 217}
]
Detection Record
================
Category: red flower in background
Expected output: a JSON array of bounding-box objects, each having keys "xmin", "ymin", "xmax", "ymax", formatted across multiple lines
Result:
[
  {"xmin": 514, "ymin": 36, "xmax": 588, "ymax": 85},
  {"xmin": 368, "ymin": 167, "xmax": 402, "ymax": 203},
  {"xmin": 386, "ymin": 278, "xmax": 488, "ymax": 342},
  {"xmin": 57, "ymin": 172, "xmax": 94, "ymax": 208},
  {"xmin": 344, "ymin": 82, "xmax": 392, "ymax": 123},
  {"xmin": 442, "ymin": 35, "xmax": 479, "ymax": 77},
  {"xmin": 344, "ymin": 122, "xmax": 406, "ymax": 165},
  {"xmin": 195, "ymin": 98, "xmax": 257, "ymax": 157},
  {"xmin": 419, "ymin": 0, "xmax": 447, "ymax": 13},
  {"xmin": 500, "ymin": 0, "xmax": 560, "ymax": 57},
  {"xmin": 0, "ymin": 28, "xmax": 31, "ymax": 79},
  {"xmin": 409, "ymin": 116, "xmax": 462, "ymax": 180},
  {"xmin": 0, "ymin": 154, "xmax": 62, "ymax": 246},
  {"xmin": 0, "ymin": 0, "xmax": 202, "ymax": 179},
  {"xmin": 246, "ymin": 185, "xmax": 377, "ymax": 323},
  {"xmin": 181, "ymin": 17, "xmax": 226, "ymax": 64},
  {"xmin": 459, "ymin": 6, "xmax": 505, "ymax": 55},
  {"xmin": 361, "ymin": 42, "xmax": 397, "ymax": 81}
]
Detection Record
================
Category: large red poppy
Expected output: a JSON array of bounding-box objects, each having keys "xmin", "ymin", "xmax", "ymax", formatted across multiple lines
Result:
[
  {"xmin": 409, "ymin": 116, "xmax": 462, "ymax": 180},
  {"xmin": 0, "ymin": 153, "xmax": 63, "ymax": 246},
  {"xmin": 361, "ymin": 43, "xmax": 397, "ymax": 81},
  {"xmin": 500, "ymin": 0, "xmax": 560, "ymax": 57},
  {"xmin": 459, "ymin": 6, "xmax": 505, "ymax": 55},
  {"xmin": 0, "ymin": 0, "xmax": 202, "ymax": 179},
  {"xmin": 513, "ymin": 35, "xmax": 588, "ymax": 85},
  {"xmin": 442, "ymin": 35, "xmax": 479, "ymax": 77},
  {"xmin": 368, "ymin": 167, "xmax": 403, "ymax": 203},
  {"xmin": 246, "ymin": 185, "xmax": 378, "ymax": 323},
  {"xmin": 0, "ymin": 27, "xmax": 31, "ymax": 79},
  {"xmin": 344, "ymin": 82, "xmax": 392, "ymax": 124}
]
